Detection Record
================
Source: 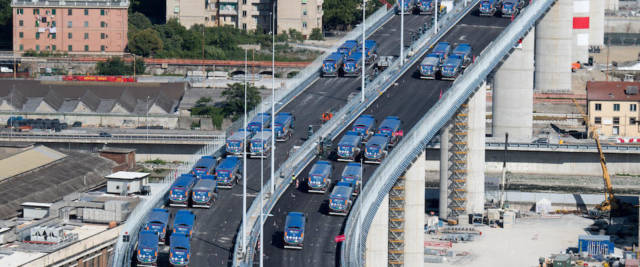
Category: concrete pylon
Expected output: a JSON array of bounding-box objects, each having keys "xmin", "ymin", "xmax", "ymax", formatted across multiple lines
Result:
[
  {"xmin": 589, "ymin": 0, "xmax": 604, "ymax": 47},
  {"xmin": 572, "ymin": 0, "xmax": 590, "ymax": 63},
  {"xmin": 365, "ymin": 195, "xmax": 388, "ymax": 267},
  {"xmin": 439, "ymin": 123, "xmax": 451, "ymax": 220},
  {"xmin": 492, "ymin": 28, "xmax": 534, "ymax": 142},
  {"xmin": 466, "ymin": 84, "xmax": 486, "ymax": 214},
  {"xmin": 535, "ymin": 0, "xmax": 572, "ymax": 92},
  {"xmin": 403, "ymin": 150, "xmax": 426, "ymax": 266}
]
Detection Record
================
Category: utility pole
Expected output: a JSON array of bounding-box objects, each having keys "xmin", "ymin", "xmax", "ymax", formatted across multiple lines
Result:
[
  {"xmin": 400, "ymin": 0, "xmax": 404, "ymax": 66},
  {"xmin": 434, "ymin": 0, "xmax": 438, "ymax": 34},
  {"xmin": 271, "ymin": 2, "xmax": 276, "ymax": 194},
  {"xmin": 242, "ymin": 48, "xmax": 248, "ymax": 254},
  {"xmin": 361, "ymin": 0, "xmax": 366, "ymax": 103}
]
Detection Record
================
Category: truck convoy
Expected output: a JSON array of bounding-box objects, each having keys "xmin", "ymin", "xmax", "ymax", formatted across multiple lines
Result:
[
  {"xmin": 500, "ymin": 0, "xmax": 523, "ymax": 17},
  {"xmin": 336, "ymin": 131, "xmax": 363, "ymax": 162},
  {"xmin": 432, "ymin": 42, "xmax": 451, "ymax": 64},
  {"xmin": 250, "ymin": 129, "xmax": 273, "ymax": 158},
  {"xmin": 283, "ymin": 212, "xmax": 306, "ymax": 249},
  {"xmin": 173, "ymin": 210, "xmax": 196, "ymax": 239},
  {"xmin": 169, "ymin": 234, "xmax": 191, "ymax": 266},
  {"xmin": 352, "ymin": 114, "xmax": 377, "ymax": 141},
  {"xmin": 377, "ymin": 116, "xmax": 403, "ymax": 147},
  {"xmin": 273, "ymin": 112, "xmax": 295, "ymax": 141},
  {"xmin": 342, "ymin": 51, "xmax": 364, "ymax": 77},
  {"xmin": 169, "ymin": 174, "xmax": 197, "ymax": 207},
  {"xmin": 338, "ymin": 40, "xmax": 358, "ymax": 60},
  {"xmin": 137, "ymin": 230, "xmax": 159, "ymax": 266},
  {"xmin": 247, "ymin": 113, "xmax": 271, "ymax": 133},
  {"xmin": 191, "ymin": 156, "xmax": 217, "ymax": 178},
  {"xmin": 416, "ymin": 0, "xmax": 435, "ymax": 14},
  {"xmin": 191, "ymin": 176, "xmax": 217, "ymax": 208},
  {"xmin": 226, "ymin": 129, "xmax": 252, "ymax": 155},
  {"xmin": 479, "ymin": 0, "xmax": 500, "ymax": 16},
  {"xmin": 440, "ymin": 54, "xmax": 464, "ymax": 80},
  {"xmin": 419, "ymin": 54, "xmax": 441, "ymax": 79},
  {"xmin": 306, "ymin": 160, "xmax": 333, "ymax": 193},
  {"xmin": 328, "ymin": 182, "xmax": 355, "ymax": 216},
  {"xmin": 322, "ymin": 52, "xmax": 344, "ymax": 77},
  {"xmin": 341, "ymin": 163, "xmax": 362, "ymax": 195},
  {"xmin": 215, "ymin": 156, "xmax": 243, "ymax": 188},
  {"xmin": 451, "ymin": 43, "xmax": 473, "ymax": 68},
  {"xmin": 364, "ymin": 134, "xmax": 390, "ymax": 164},
  {"xmin": 144, "ymin": 208, "xmax": 170, "ymax": 243}
]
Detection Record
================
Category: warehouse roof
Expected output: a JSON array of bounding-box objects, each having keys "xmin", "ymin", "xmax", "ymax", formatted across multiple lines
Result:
[
  {"xmin": 587, "ymin": 81, "xmax": 640, "ymax": 102},
  {"xmin": 0, "ymin": 146, "xmax": 67, "ymax": 181}
]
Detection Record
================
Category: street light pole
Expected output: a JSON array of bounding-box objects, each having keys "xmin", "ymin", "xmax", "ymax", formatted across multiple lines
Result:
[
  {"xmin": 242, "ymin": 49, "xmax": 248, "ymax": 253},
  {"xmin": 434, "ymin": 0, "xmax": 439, "ymax": 34},
  {"xmin": 361, "ymin": 0, "xmax": 366, "ymax": 103},
  {"xmin": 400, "ymin": 0, "xmax": 404, "ymax": 66},
  {"xmin": 259, "ymin": 100, "xmax": 264, "ymax": 267},
  {"xmin": 271, "ymin": 3, "xmax": 276, "ymax": 195}
]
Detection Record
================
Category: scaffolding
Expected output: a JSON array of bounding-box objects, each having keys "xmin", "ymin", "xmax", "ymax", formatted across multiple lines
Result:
[
  {"xmin": 388, "ymin": 175, "xmax": 405, "ymax": 266},
  {"xmin": 448, "ymin": 103, "xmax": 468, "ymax": 219}
]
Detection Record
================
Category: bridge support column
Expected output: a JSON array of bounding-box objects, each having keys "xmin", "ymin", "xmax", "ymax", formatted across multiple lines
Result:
[
  {"xmin": 589, "ymin": 0, "xmax": 604, "ymax": 47},
  {"xmin": 572, "ymin": 0, "xmax": 590, "ymax": 63},
  {"xmin": 534, "ymin": 0, "xmax": 572, "ymax": 92},
  {"xmin": 403, "ymin": 150, "xmax": 426, "ymax": 266},
  {"xmin": 492, "ymin": 28, "xmax": 534, "ymax": 142},
  {"xmin": 365, "ymin": 195, "xmax": 388, "ymax": 267},
  {"xmin": 466, "ymin": 83, "xmax": 486, "ymax": 214},
  {"xmin": 439, "ymin": 122, "xmax": 451, "ymax": 220}
]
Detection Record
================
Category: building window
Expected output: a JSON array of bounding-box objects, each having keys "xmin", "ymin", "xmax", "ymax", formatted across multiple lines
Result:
[
  {"xmin": 101, "ymin": 33, "xmax": 106, "ymax": 39},
  {"xmin": 242, "ymin": 23, "xmax": 246, "ymax": 30},
  {"xmin": 19, "ymin": 44, "xmax": 23, "ymax": 51},
  {"xmin": 630, "ymin": 117, "xmax": 637, "ymax": 125},
  {"xmin": 243, "ymin": 0, "xmax": 247, "ymax": 4},
  {"xmin": 84, "ymin": 9, "xmax": 89, "ymax": 15},
  {"xmin": 211, "ymin": 15, "xmax": 215, "ymax": 21},
  {"xmin": 35, "ymin": 45, "xmax": 40, "ymax": 51},
  {"xmin": 100, "ymin": 9, "xmax": 105, "ymax": 16},
  {"xmin": 595, "ymin": 103, "xmax": 601, "ymax": 111},
  {"xmin": 17, "ymin": 8, "xmax": 24, "ymax": 15},
  {"xmin": 35, "ymin": 32, "xmax": 40, "ymax": 39},
  {"xmin": 614, "ymin": 103, "xmax": 620, "ymax": 111},
  {"xmin": 303, "ymin": 9, "xmax": 307, "ymax": 16},
  {"xmin": 243, "ymin": 10, "xmax": 247, "ymax": 17},
  {"xmin": 613, "ymin": 126, "xmax": 620, "ymax": 135},
  {"xmin": 19, "ymin": 20, "xmax": 23, "ymax": 26},
  {"xmin": 631, "ymin": 104, "xmax": 637, "ymax": 112},
  {"xmin": 302, "ymin": 0, "xmax": 307, "ymax": 4},
  {"xmin": 84, "ymin": 33, "xmax": 89, "ymax": 39},
  {"xmin": 613, "ymin": 117, "xmax": 620, "ymax": 125},
  {"xmin": 33, "ymin": 9, "xmax": 39, "ymax": 15},
  {"xmin": 67, "ymin": 21, "xmax": 72, "ymax": 28},
  {"xmin": 68, "ymin": 32, "xmax": 72, "ymax": 39},
  {"xmin": 84, "ymin": 21, "xmax": 89, "ymax": 27},
  {"xmin": 84, "ymin": 45, "xmax": 89, "ymax": 51},
  {"xmin": 52, "ymin": 21, "xmax": 56, "ymax": 27},
  {"xmin": 100, "ymin": 21, "xmax": 106, "ymax": 28},
  {"xmin": 594, "ymin": 117, "xmax": 601, "ymax": 124},
  {"xmin": 51, "ymin": 33, "xmax": 56, "ymax": 39},
  {"xmin": 68, "ymin": 9, "xmax": 72, "ymax": 15},
  {"xmin": 302, "ymin": 21, "xmax": 307, "ymax": 28},
  {"xmin": 68, "ymin": 45, "xmax": 73, "ymax": 51},
  {"xmin": 52, "ymin": 45, "xmax": 56, "ymax": 51},
  {"xmin": 51, "ymin": 9, "xmax": 56, "ymax": 15},
  {"xmin": 101, "ymin": 45, "xmax": 105, "ymax": 51},
  {"xmin": 19, "ymin": 32, "xmax": 23, "ymax": 38}
]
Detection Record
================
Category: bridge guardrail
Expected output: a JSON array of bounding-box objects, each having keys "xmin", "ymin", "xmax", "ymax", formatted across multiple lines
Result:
[
  {"xmin": 235, "ymin": 0, "xmax": 480, "ymax": 265},
  {"xmin": 0, "ymin": 132, "xmax": 225, "ymax": 142},
  {"xmin": 340, "ymin": 0, "xmax": 557, "ymax": 265}
]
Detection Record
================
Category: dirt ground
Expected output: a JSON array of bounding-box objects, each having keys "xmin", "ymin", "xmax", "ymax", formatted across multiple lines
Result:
[{"xmin": 590, "ymin": 46, "xmax": 640, "ymax": 65}]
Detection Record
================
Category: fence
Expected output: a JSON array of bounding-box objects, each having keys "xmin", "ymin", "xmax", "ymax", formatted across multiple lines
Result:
[{"xmin": 340, "ymin": 0, "xmax": 557, "ymax": 265}]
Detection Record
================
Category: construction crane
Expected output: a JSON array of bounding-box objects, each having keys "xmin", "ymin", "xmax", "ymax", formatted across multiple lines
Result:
[{"xmin": 571, "ymin": 99, "xmax": 616, "ymax": 212}]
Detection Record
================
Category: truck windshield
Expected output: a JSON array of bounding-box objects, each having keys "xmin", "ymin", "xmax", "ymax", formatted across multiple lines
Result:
[
  {"xmin": 331, "ymin": 198, "xmax": 346, "ymax": 206},
  {"xmin": 193, "ymin": 190, "xmax": 209, "ymax": 197},
  {"xmin": 171, "ymin": 187, "xmax": 186, "ymax": 197},
  {"xmin": 175, "ymin": 225, "xmax": 190, "ymax": 232},
  {"xmin": 481, "ymin": 1, "xmax": 492, "ymax": 9},
  {"xmin": 353, "ymin": 125, "xmax": 367, "ymax": 133},
  {"xmin": 338, "ymin": 145, "xmax": 352, "ymax": 153},
  {"xmin": 502, "ymin": 2, "xmax": 513, "ymax": 9},
  {"xmin": 323, "ymin": 61, "xmax": 335, "ymax": 69},
  {"xmin": 217, "ymin": 170, "xmax": 230, "ymax": 178},
  {"xmin": 379, "ymin": 127, "xmax": 393, "ymax": 136},
  {"xmin": 310, "ymin": 174, "xmax": 324, "ymax": 183},
  {"xmin": 443, "ymin": 65, "xmax": 455, "ymax": 72},
  {"xmin": 148, "ymin": 222, "xmax": 164, "ymax": 232},
  {"xmin": 367, "ymin": 145, "xmax": 380, "ymax": 155},
  {"xmin": 251, "ymin": 140, "xmax": 264, "ymax": 150},
  {"xmin": 194, "ymin": 167, "xmax": 207, "ymax": 174},
  {"xmin": 227, "ymin": 140, "xmax": 242, "ymax": 150},
  {"xmin": 172, "ymin": 248, "xmax": 188, "ymax": 258},
  {"xmin": 286, "ymin": 227, "xmax": 302, "ymax": 235}
]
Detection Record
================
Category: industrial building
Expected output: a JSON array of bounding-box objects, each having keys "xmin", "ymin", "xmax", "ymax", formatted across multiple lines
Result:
[
  {"xmin": 105, "ymin": 171, "xmax": 149, "ymax": 195},
  {"xmin": 166, "ymin": 0, "xmax": 323, "ymax": 38},
  {"xmin": 587, "ymin": 81, "xmax": 640, "ymax": 138},
  {"xmin": 0, "ymin": 80, "xmax": 185, "ymax": 128},
  {"xmin": 11, "ymin": 0, "xmax": 130, "ymax": 55}
]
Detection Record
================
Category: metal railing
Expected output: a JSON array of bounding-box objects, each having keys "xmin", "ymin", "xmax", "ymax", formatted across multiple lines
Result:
[
  {"xmin": 341, "ymin": 0, "xmax": 556, "ymax": 265},
  {"xmin": 234, "ymin": 0, "xmax": 480, "ymax": 265}
]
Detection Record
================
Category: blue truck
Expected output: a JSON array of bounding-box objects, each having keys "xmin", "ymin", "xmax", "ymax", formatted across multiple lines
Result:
[
  {"xmin": 137, "ymin": 230, "xmax": 159, "ymax": 266},
  {"xmin": 359, "ymin": 40, "xmax": 378, "ymax": 64},
  {"xmin": 441, "ymin": 54, "xmax": 464, "ymax": 80},
  {"xmin": 226, "ymin": 129, "xmax": 252, "ymax": 155},
  {"xmin": 336, "ymin": 131, "xmax": 363, "ymax": 162},
  {"xmin": 215, "ymin": 156, "xmax": 243, "ymax": 189},
  {"xmin": 250, "ymin": 129, "xmax": 273, "ymax": 158},
  {"xmin": 338, "ymin": 40, "xmax": 358, "ymax": 60},
  {"xmin": 396, "ymin": 0, "xmax": 414, "ymax": 14},
  {"xmin": 342, "ymin": 51, "xmax": 364, "ymax": 77},
  {"xmin": 500, "ymin": 0, "xmax": 523, "ymax": 17},
  {"xmin": 191, "ymin": 155, "xmax": 217, "ymax": 178},
  {"xmin": 144, "ymin": 208, "xmax": 170, "ymax": 243},
  {"xmin": 322, "ymin": 52, "xmax": 344, "ymax": 77},
  {"xmin": 479, "ymin": 0, "xmax": 500, "ymax": 16},
  {"xmin": 169, "ymin": 174, "xmax": 197, "ymax": 207},
  {"xmin": 352, "ymin": 114, "xmax": 377, "ymax": 141},
  {"xmin": 283, "ymin": 212, "xmax": 306, "ymax": 249},
  {"xmin": 416, "ymin": 0, "xmax": 435, "ymax": 14},
  {"xmin": 377, "ymin": 116, "xmax": 403, "ymax": 147},
  {"xmin": 341, "ymin": 163, "xmax": 362, "ymax": 195},
  {"xmin": 419, "ymin": 54, "xmax": 441, "ymax": 79},
  {"xmin": 191, "ymin": 176, "xmax": 218, "ymax": 208},
  {"xmin": 273, "ymin": 112, "xmax": 295, "ymax": 142},
  {"xmin": 432, "ymin": 42, "xmax": 451, "ymax": 65},
  {"xmin": 306, "ymin": 160, "xmax": 333, "ymax": 193},
  {"xmin": 247, "ymin": 113, "xmax": 271, "ymax": 133},
  {"xmin": 452, "ymin": 43, "xmax": 473, "ymax": 68},
  {"xmin": 173, "ymin": 210, "xmax": 196, "ymax": 239},
  {"xmin": 169, "ymin": 234, "xmax": 191, "ymax": 266},
  {"xmin": 328, "ymin": 182, "xmax": 355, "ymax": 216},
  {"xmin": 364, "ymin": 134, "xmax": 390, "ymax": 164}
]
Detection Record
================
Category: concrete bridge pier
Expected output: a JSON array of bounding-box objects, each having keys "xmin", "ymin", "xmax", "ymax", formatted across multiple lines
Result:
[
  {"xmin": 534, "ymin": 0, "xmax": 572, "ymax": 92},
  {"xmin": 572, "ymin": 0, "xmax": 590, "ymax": 63},
  {"xmin": 466, "ymin": 83, "xmax": 487, "ymax": 214},
  {"xmin": 589, "ymin": 0, "xmax": 604, "ymax": 47}
]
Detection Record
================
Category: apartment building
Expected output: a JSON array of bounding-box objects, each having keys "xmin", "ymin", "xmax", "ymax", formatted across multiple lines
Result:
[
  {"xmin": 11, "ymin": 0, "xmax": 129, "ymax": 55},
  {"xmin": 587, "ymin": 81, "xmax": 640, "ymax": 137},
  {"xmin": 166, "ymin": 0, "xmax": 322, "ymax": 37}
]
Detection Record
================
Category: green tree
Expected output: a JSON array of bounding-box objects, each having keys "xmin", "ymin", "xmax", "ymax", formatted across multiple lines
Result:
[
  {"xmin": 288, "ymin": 29, "xmax": 305, "ymax": 42},
  {"xmin": 129, "ymin": 12, "xmax": 152, "ymax": 33},
  {"xmin": 96, "ymin": 57, "xmax": 145, "ymax": 75},
  {"xmin": 129, "ymin": 28, "xmax": 163, "ymax": 57},
  {"xmin": 309, "ymin": 28, "xmax": 324, "ymax": 40},
  {"xmin": 323, "ymin": 0, "xmax": 359, "ymax": 30},
  {"xmin": 222, "ymin": 83, "xmax": 262, "ymax": 120},
  {"xmin": 0, "ymin": 0, "xmax": 12, "ymax": 49}
]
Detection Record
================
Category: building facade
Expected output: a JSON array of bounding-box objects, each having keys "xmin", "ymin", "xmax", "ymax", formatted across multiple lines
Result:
[
  {"xmin": 587, "ymin": 81, "xmax": 640, "ymax": 138},
  {"xmin": 11, "ymin": 0, "xmax": 129, "ymax": 55},
  {"xmin": 166, "ymin": 0, "xmax": 322, "ymax": 37}
]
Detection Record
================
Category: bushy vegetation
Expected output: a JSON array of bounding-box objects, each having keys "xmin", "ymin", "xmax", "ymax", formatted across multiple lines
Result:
[{"xmin": 96, "ymin": 57, "xmax": 146, "ymax": 75}]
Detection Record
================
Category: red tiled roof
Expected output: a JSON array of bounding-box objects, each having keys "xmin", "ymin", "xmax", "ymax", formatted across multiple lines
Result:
[{"xmin": 586, "ymin": 81, "xmax": 640, "ymax": 101}]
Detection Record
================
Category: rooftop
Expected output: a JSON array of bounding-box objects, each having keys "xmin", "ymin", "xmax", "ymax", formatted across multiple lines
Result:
[
  {"xmin": 105, "ymin": 171, "xmax": 149, "ymax": 180},
  {"xmin": 98, "ymin": 147, "xmax": 136, "ymax": 154},
  {"xmin": 11, "ymin": 0, "xmax": 129, "ymax": 8},
  {"xmin": 586, "ymin": 81, "xmax": 640, "ymax": 102},
  {"xmin": 0, "ymin": 145, "xmax": 67, "ymax": 181}
]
